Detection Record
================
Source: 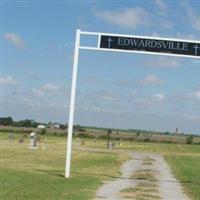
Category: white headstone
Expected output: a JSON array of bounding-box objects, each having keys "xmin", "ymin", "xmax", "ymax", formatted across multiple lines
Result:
[
  {"xmin": 8, "ymin": 133, "xmax": 15, "ymax": 140},
  {"xmin": 29, "ymin": 132, "xmax": 37, "ymax": 149}
]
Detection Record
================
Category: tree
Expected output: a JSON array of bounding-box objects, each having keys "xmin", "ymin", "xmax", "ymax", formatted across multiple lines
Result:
[
  {"xmin": 186, "ymin": 135, "xmax": 194, "ymax": 144},
  {"xmin": 60, "ymin": 124, "xmax": 67, "ymax": 130},
  {"xmin": 0, "ymin": 117, "xmax": 13, "ymax": 125},
  {"xmin": 73, "ymin": 125, "xmax": 86, "ymax": 132},
  {"xmin": 107, "ymin": 129, "xmax": 112, "ymax": 149},
  {"xmin": 40, "ymin": 128, "xmax": 47, "ymax": 135},
  {"xmin": 13, "ymin": 119, "xmax": 39, "ymax": 128}
]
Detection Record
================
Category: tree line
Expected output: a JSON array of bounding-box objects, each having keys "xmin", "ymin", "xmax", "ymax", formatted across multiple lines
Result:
[
  {"xmin": 0, "ymin": 117, "xmax": 40, "ymax": 127},
  {"xmin": 0, "ymin": 117, "xmax": 67, "ymax": 129},
  {"xmin": 0, "ymin": 117, "xmax": 85, "ymax": 131}
]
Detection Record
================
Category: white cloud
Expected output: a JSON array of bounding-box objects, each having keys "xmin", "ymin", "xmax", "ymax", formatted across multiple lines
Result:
[
  {"xmin": 155, "ymin": 0, "xmax": 169, "ymax": 18},
  {"xmin": 114, "ymin": 79, "xmax": 135, "ymax": 87},
  {"xmin": 92, "ymin": 7, "xmax": 151, "ymax": 29},
  {"xmin": 41, "ymin": 83, "xmax": 60, "ymax": 93},
  {"xmin": 101, "ymin": 91, "xmax": 118, "ymax": 101},
  {"xmin": 86, "ymin": 90, "xmax": 119, "ymax": 103},
  {"xmin": 144, "ymin": 57, "xmax": 180, "ymax": 68},
  {"xmin": 181, "ymin": 3, "xmax": 200, "ymax": 31},
  {"xmin": 186, "ymin": 9, "xmax": 200, "ymax": 31},
  {"xmin": 21, "ymin": 97, "xmax": 41, "ymax": 107},
  {"xmin": 26, "ymin": 72, "xmax": 40, "ymax": 80},
  {"xmin": 140, "ymin": 74, "xmax": 164, "ymax": 86},
  {"xmin": 155, "ymin": 0, "xmax": 168, "ymax": 12},
  {"xmin": 176, "ymin": 33, "xmax": 200, "ymax": 40},
  {"xmin": 130, "ymin": 92, "xmax": 166, "ymax": 107},
  {"xmin": 82, "ymin": 105, "xmax": 103, "ymax": 112},
  {"xmin": 153, "ymin": 93, "xmax": 165, "ymax": 101},
  {"xmin": 31, "ymin": 88, "xmax": 45, "ymax": 96},
  {"xmin": 0, "ymin": 75, "xmax": 18, "ymax": 86},
  {"xmin": 183, "ymin": 114, "xmax": 200, "ymax": 122},
  {"xmin": 130, "ymin": 90, "xmax": 138, "ymax": 97},
  {"xmin": 154, "ymin": 0, "xmax": 173, "ymax": 29},
  {"xmin": 31, "ymin": 83, "xmax": 63, "ymax": 96},
  {"xmin": 194, "ymin": 90, "xmax": 200, "ymax": 99},
  {"xmin": 152, "ymin": 32, "xmax": 160, "ymax": 37},
  {"xmin": 162, "ymin": 20, "xmax": 174, "ymax": 29},
  {"xmin": 85, "ymin": 76, "xmax": 103, "ymax": 84},
  {"xmin": 4, "ymin": 32, "xmax": 25, "ymax": 48}
]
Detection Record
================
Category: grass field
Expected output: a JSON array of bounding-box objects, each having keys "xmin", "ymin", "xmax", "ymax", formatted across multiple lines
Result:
[
  {"xmin": 166, "ymin": 155, "xmax": 200, "ymax": 200},
  {"xmin": 1, "ymin": 133, "xmax": 128, "ymax": 200},
  {"xmin": 1, "ymin": 132, "xmax": 200, "ymax": 200}
]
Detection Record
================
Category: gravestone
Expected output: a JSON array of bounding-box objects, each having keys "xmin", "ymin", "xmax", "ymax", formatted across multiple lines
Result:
[
  {"xmin": 112, "ymin": 142, "xmax": 115, "ymax": 149},
  {"xmin": 109, "ymin": 142, "xmax": 115, "ymax": 150},
  {"xmin": 29, "ymin": 132, "xmax": 37, "ymax": 149},
  {"xmin": 37, "ymin": 136, "xmax": 41, "ymax": 142},
  {"xmin": 8, "ymin": 133, "xmax": 15, "ymax": 140},
  {"xmin": 18, "ymin": 137, "xmax": 24, "ymax": 143}
]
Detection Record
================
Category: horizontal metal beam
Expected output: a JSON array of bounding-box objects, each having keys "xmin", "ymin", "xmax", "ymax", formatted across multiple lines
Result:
[
  {"xmin": 79, "ymin": 46, "xmax": 200, "ymax": 59},
  {"xmin": 80, "ymin": 30, "xmax": 200, "ymax": 44}
]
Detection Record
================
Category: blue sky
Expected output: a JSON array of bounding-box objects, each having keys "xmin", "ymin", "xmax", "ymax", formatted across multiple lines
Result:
[{"xmin": 2, "ymin": 0, "xmax": 200, "ymax": 134}]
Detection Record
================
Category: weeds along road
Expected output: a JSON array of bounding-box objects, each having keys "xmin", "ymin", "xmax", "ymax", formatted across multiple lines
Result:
[{"xmin": 95, "ymin": 152, "xmax": 189, "ymax": 200}]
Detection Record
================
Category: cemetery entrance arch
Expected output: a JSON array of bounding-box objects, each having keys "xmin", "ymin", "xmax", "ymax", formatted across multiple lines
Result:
[{"xmin": 65, "ymin": 30, "xmax": 200, "ymax": 178}]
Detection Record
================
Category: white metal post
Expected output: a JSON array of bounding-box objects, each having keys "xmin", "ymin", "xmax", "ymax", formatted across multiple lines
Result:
[{"xmin": 65, "ymin": 29, "xmax": 81, "ymax": 178}]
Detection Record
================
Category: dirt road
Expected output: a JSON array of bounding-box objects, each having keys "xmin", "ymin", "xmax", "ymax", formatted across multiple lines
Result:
[{"xmin": 95, "ymin": 153, "xmax": 189, "ymax": 200}]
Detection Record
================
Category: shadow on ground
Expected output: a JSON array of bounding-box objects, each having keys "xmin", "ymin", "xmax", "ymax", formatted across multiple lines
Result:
[{"xmin": 36, "ymin": 169, "xmax": 200, "ymax": 185}]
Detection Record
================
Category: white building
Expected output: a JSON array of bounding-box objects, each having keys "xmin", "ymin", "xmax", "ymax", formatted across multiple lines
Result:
[
  {"xmin": 37, "ymin": 124, "xmax": 46, "ymax": 129},
  {"xmin": 53, "ymin": 124, "xmax": 60, "ymax": 129}
]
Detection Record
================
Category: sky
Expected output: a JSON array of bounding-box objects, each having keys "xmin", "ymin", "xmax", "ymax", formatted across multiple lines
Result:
[{"xmin": 1, "ymin": 0, "xmax": 200, "ymax": 134}]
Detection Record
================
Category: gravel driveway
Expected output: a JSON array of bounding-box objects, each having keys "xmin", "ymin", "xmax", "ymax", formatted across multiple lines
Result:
[{"xmin": 95, "ymin": 152, "xmax": 189, "ymax": 200}]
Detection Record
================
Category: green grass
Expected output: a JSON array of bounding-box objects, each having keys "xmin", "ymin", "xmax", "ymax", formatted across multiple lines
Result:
[
  {"xmin": 2, "ymin": 169, "xmax": 100, "ymax": 200},
  {"xmin": 78, "ymin": 137, "xmax": 200, "ymax": 154},
  {"xmin": 1, "ymin": 133, "xmax": 128, "ymax": 200},
  {"xmin": 165, "ymin": 155, "xmax": 200, "ymax": 200},
  {"xmin": 1, "ymin": 132, "xmax": 200, "ymax": 200}
]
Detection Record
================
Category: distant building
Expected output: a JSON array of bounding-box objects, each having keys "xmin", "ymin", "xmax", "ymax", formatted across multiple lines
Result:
[
  {"xmin": 175, "ymin": 128, "xmax": 179, "ymax": 134},
  {"xmin": 53, "ymin": 124, "xmax": 60, "ymax": 129},
  {"xmin": 37, "ymin": 124, "xmax": 46, "ymax": 129}
]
